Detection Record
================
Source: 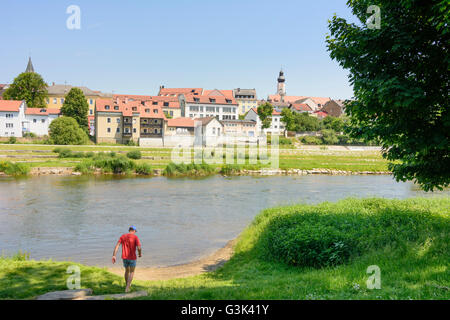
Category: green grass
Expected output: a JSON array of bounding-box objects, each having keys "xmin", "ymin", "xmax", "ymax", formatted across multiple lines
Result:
[{"xmin": 1, "ymin": 197, "xmax": 448, "ymax": 300}]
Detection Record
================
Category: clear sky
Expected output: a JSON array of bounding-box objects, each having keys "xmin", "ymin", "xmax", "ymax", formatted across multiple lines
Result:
[{"xmin": 1, "ymin": 0, "xmax": 358, "ymax": 99}]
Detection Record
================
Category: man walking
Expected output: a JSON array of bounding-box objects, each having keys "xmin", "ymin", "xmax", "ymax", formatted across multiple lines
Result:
[{"xmin": 112, "ymin": 226, "xmax": 142, "ymax": 292}]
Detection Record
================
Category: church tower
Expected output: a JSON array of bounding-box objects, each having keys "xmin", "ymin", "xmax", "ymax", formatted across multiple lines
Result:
[
  {"xmin": 277, "ymin": 69, "xmax": 286, "ymax": 102},
  {"xmin": 25, "ymin": 57, "xmax": 35, "ymax": 73}
]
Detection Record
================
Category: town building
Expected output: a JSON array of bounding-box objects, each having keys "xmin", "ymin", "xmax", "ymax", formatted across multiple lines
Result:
[
  {"xmin": 114, "ymin": 94, "xmax": 182, "ymax": 119},
  {"xmin": 289, "ymin": 103, "xmax": 313, "ymax": 114},
  {"xmin": 95, "ymin": 98, "xmax": 166, "ymax": 146},
  {"xmin": 180, "ymin": 89, "xmax": 239, "ymax": 120},
  {"xmin": 244, "ymin": 107, "xmax": 284, "ymax": 136},
  {"xmin": 194, "ymin": 116, "xmax": 224, "ymax": 147},
  {"xmin": 221, "ymin": 119, "xmax": 257, "ymax": 138},
  {"xmin": 233, "ymin": 88, "xmax": 258, "ymax": 115},
  {"xmin": 322, "ymin": 99, "xmax": 346, "ymax": 117},
  {"xmin": 0, "ymin": 100, "xmax": 60, "ymax": 137}
]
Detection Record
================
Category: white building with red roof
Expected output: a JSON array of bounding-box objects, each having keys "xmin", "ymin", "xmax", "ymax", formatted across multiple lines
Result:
[
  {"xmin": 0, "ymin": 100, "xmax": 60, "ymax": 137},
  {"xmin": 179, "ymin": 89, "xmax": 239, "ymax": 120},
  {"xmin": 244, "ymin": 107, "xmax": 284, "ymax": 136}
]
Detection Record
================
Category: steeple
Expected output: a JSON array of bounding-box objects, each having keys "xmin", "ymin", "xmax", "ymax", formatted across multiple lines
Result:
[
  {"xmin": 277, "ymin": 69, "xmax": 286, "ymax": 101},
  {"xmin": 25, "ymin": 57, "xmax": 35, "ymax": 73}
]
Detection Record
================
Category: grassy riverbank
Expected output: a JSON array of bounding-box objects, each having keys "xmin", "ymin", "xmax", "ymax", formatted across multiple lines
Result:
[
  {"xmin": 0, "ymin": 144, "xmax": 390, "ymax": 174},
  {"xmin": 1, "ymin": 197, "xmax": 448, "ymax": 300}
]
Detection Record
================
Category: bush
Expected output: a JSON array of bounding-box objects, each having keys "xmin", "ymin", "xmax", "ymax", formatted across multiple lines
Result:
[
  {"xmin": 23, "ymin": 132, "xmax": 37, "ymax": 138},
  {"xmin": 300, "ymin": 136, "xmax": 323, "ymax": 145},
  {"xmin": 163, "ymin": 162, "xmax": 215, "ymax": 176},
  {"xmin": 127, "ymin": 140, "xmax": 137, "ymax": 146},
  {"xmin": 135, "ymin": 163, "xmax": 152, "ymax": 175},
  {"xmin": 254, "ymin": 198, "xmax": 449, "ymax": 269},
  {"xmin": 0, "ymin": 161, "xmax": 30, "ymax": 176},
  {"xmin": 320, "ymin": 129, "xmax": 339, "ymax": 145},
  {"xmin": 8, "ymin": 137, "xmax": 17, "ymax": 144},
  {"xmin": 49, "ymin": 116, "xmax": 89, "ymax": 145},
  {"xmin": 126, "ymin": 150, "xmax": 142, "ymax": 160},
  {"xmin": 279, "ymin": 137, "xmax": 293, "ymax": 145},
  {"xmin": 220, "ymin": 164, "xmax": 242, "ymax": 175}
]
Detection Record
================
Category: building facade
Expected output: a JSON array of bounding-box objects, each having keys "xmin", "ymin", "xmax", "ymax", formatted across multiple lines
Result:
[
  {"xmin": 233, "ymin": 88, "xmax": 258, "ymax": 115},
  {"xmin": 244, "ymin": 107, "xmax": 284, "ymax": 136}
]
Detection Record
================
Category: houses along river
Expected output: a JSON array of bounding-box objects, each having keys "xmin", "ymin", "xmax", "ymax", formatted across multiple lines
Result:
[{"xmin": 0, "ymin": 175, "xmax": 447, "ymax": 267}]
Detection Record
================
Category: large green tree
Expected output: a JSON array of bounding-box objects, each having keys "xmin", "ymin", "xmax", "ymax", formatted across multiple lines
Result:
[
  {"xmin": 49, "ymin": 116, "xmax": 89, "ymax": 145},
  {"xmin": 61, "ymin": 88, "xmax": 89, "ymax": 133},
  {"xmin": 327, "ymin": 0, "xmax": 449, "ymax": 191},
  {"xmin": 3, "ymin": 72, "xmax": 48, "ymax": 108},
  {"xmin": 257, "ymin": 102, "xmax": 274, "ymax": 129}
]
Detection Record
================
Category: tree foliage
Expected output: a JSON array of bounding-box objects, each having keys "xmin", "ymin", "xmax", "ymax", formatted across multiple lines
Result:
[
  {"xmin": 257, "ymin": 103, "xmax": 274, "ymax": 129},
  {"xmin": 327, "ymin": 0, "xmax": 449, "ymax": 191},
  {"xmin": 48, "ymin": 116, "xmax": 89, "ymax": 145},
  {"xmin": 61, "ymin": 88, "xmax": 89, "ymax": 133},
  {"xmin": 3, "ymin": 72, "xmax": 48, "ymax": 108}
]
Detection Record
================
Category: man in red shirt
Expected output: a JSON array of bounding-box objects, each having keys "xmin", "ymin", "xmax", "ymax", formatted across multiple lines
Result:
[{"xmin": 112, "ymin": 226, "xmax": 142, "ymax": 292}]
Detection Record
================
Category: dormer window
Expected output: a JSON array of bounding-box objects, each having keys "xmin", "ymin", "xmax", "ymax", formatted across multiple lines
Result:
[
  {"xmin": 209, "ymin": 98, "xmax": 216, "ymax": 103},
  {"xmin": 194, "ymin": 98, "xmax": 200, "ymax": 102},
  {"xmin": 226, "ymin": 99, "xmax": 232, "ymax": 104}
]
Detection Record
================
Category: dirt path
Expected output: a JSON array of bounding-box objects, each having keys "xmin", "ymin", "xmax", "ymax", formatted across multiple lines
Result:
[{"xmin": 108, "ymin": 239, "xmax": 236, "ymax": 281}]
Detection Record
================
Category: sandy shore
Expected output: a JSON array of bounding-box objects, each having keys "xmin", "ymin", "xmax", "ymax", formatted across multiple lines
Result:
[{"xmin": 107, "ymin": 239, "xmax": 236, "ymax": 281}]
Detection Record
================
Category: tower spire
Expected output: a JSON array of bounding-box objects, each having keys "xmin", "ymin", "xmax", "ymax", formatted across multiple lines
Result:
[{"xmin": 25, "ymin": 57, "xmax": 35, "ymax": 73}]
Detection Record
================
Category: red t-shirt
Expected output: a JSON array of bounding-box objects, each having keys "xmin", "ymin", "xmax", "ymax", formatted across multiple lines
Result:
[{"xmin": 119, "ymin": 233, "xmax": 141, "ymax": 260}]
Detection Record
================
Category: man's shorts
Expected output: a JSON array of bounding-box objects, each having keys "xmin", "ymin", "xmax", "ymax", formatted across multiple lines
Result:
[{"xmin": 123, "ymin": 259, "xmax": 137, "ymax": 268}]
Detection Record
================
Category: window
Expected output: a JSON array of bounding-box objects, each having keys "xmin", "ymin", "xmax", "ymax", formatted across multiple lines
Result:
[
  {"xmin": 107, "ymin": 118, "xmax": 111, "ymax": 123},
  {"xmin": 145, "ymin": 109, "xmax": 150, "ymax": 113},
  {"xmin": 170, "ymin": 111, "xmax": 173, "ymax": 116},
  {"xmin": 33, "ymin": 119, "xmax": 37, "ymax": 123},
  {"xmin": 90, "ymin": 99, "xmax": 93, "ymax": 105},
  {"xmin": 53, "ymin": 98, "xmax": 57, "ymax": 104},
  {"xmin": 133, "ymin": 128, "xmax": 136, "ymax": 133},
  {"xmin": 107, "ymin": 128, "xmax": 111, "ymax": 133},
  {"xmin": 163, "ymin": 102, "xmax": 169, "ymax": 107},
  {"xmin": 61, "ymin": 98, "xmax": 64, "ymax": 104},
  {"xmin": 116, "ymin": 127, "xmax": 120, "ymax": 133},
  {"xmin": 209, "ymin": 98, "xmax": 216, "ymax": 103},
  {"xmin": 46, "ymin": 99, "xmax": 49, "ymax": 104},
  {"xmin": 41, "ymin": 119, "xmax": 45, "ymax": 123},
  {"xmin": 132, "ymin": 107, "xmax": 137, "ymax": 111},
  {"xmin": 6, "ymin": 123, "xmax": 13, "ymax": 128},
  {"xmin": 117, "ymin": 118, "xmax": 120, "ymax": 123},
  {"xmin": 105, "ymin": 105, "xmax": 110, "ymax": 110},
  {"xmin": 90, "ymin": 109, "xmax": 93, "ymax": 115},
  {"xmin": 152, "ymin": 101, "xmax": 158, "ymax": 105},
  {"xmin": 212, "ymin": 127, "xmax": 216, "ymax": 135},
  {"xmin": 114, "ymin": 106, "xmax": 119, "ymax": 110},
  {"xmin": 153, "ymin": 109, "xmax": 158, "ymax": 114}
]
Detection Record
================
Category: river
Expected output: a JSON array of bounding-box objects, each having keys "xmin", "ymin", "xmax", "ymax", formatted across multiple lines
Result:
[{"xmin": 0, "ymin": 175, "xmax": 447, "ymax": 267}]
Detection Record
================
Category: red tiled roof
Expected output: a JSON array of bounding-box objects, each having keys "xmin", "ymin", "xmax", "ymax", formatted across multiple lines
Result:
[
  {"xmin": 0, "ymin": 100, "xmax": 23, "ymax": 112},
  {"xmin": 186, "ymin": 95, "xmax": 238, "ymax": 105},
  {"xmin": 202, "ymin": 89, "xmax": 234, "ymax": 99},
  {"xmin": 314, "ymin": 111, "xmax": 328, "ymax": 118},
  {"xmin": 25, "ymin": 108, "xmax": 60, "ymax": 115},
  {"xmin": 269, "ymin": 95, "xmax": 331, "ymax": 106},
  {"xmin": 291, "ymin": 103, "xmax": 312, "ymax": 112},
  {"xmin": 113, "ymin": 95, "xmax": 180, "ymax": 109},
  {"xmin": 167, "ymin": 117, "xmax": 195, "ymax": 128},
  {"xmin": 158, "ymin": 88, "xmax": 203, "ymax": 97},
  {"xmin": 96, "ymin": 99, "xmax": 166, "ymax": 119}
]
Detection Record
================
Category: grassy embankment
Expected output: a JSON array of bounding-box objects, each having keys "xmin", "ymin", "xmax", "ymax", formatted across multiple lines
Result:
[
  {"xmin": 1, "ymin": 197, "xmax": 448, "ymax": 300},
  {"xmin": 0, "ymin": 144, "xmax": 390, "ymax": 174}
]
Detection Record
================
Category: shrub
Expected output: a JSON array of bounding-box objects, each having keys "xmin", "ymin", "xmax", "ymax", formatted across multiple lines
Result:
[
  {"xmin": 254, "ymin": 198, "xmax": 449, "ymax": 269},
  {"xmin": 220, "ymin": 164, "xmax": 242, "ymax": 175},
  {"xmin": 0, "ymin": 161, "xmax": 30, "ymax": 176},
  {"xmin": 127, "ymin": 140, "xmax": 137, "ymax": 146},
  {"xmin": 8, "ymin": 137, "xmax": 17, "ymax": 144},
  {"xmin": 163, "ymin": 162, "xmax": 215, "ymax": 176},
  {"xmin": 23, "ymin": 132, "xmax": 37, "ymax": 138},
  {"xmin": 48, "ymin": 116, "xmax": 89, "ymax": 145},
  {"xmin": 135, "ymin": 163, "xmax": 152, "ymax": 175},
  {"xmin": 85, "ymin": 151, "xmax": 95, "ymax": 158},
  {"xmin": 300, "ymin": 136, "xmax": 323, "ymax": 145},
  {"xmin": 320, "ymin": 129, "xmax": 339, "ymax": 145},
  {"xmin": 126, "ymin": 150, "xmax": 142, "ymax": 160},
  {"xmin": 279, "ymin": 137, "xmax": 293, "ymax": 145},
  {"xmin": 109, "ymin": 151, "xmax": 117, "ymax": 158}
]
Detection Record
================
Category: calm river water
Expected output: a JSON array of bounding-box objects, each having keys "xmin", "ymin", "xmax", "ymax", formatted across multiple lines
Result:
[{"xmin": 0, "ymin": 175, "xmax": 447, "ymax": 267}]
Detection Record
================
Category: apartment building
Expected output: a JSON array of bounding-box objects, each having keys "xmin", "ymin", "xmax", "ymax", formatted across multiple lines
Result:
[
  {"xmin": 95, "ymin": 98, "xmax": 166, "ymax": 146},
  {"xmin": 244, "ymin": 107, "xmax": 284, "ymax": 136},
  {"xmin": 180, "ymin": 89, "xmax": 239, "ymax": 120},
  {"xmin": 233, "ymin": 88, "xmax": 258, "ymax": 115}
]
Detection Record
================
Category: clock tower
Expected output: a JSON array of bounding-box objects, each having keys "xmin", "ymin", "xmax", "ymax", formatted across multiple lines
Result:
[{"xmin": 277, "ymin": 69, "xmax": 286, "ymax": 102}]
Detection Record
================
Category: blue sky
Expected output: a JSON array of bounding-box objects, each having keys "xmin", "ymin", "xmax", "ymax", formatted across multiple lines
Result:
[{"xmin": 1, "ymin": 0, "xmax": 358, "ymax": 99}]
